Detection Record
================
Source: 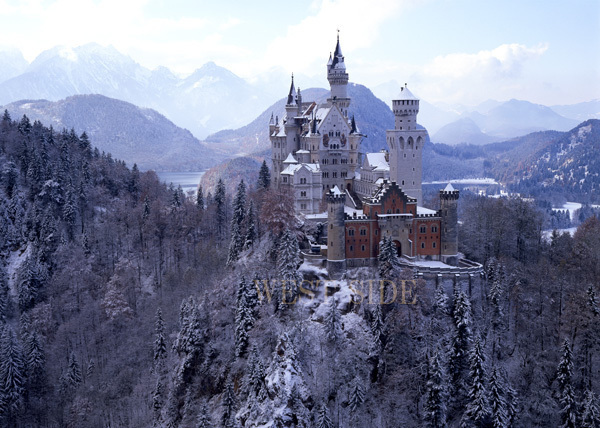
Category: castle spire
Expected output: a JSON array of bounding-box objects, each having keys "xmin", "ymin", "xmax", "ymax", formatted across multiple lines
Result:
[{"xmin": 287, "ymin": 73, "xmax": 296, "ymax": 105}]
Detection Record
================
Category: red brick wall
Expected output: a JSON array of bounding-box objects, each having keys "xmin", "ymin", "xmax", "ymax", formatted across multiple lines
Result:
[{"xmin": 414, "ymin": 219, "xmax": 441, "ymax": 256}]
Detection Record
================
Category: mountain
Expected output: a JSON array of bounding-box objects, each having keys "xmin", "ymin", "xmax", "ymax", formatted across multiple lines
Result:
[
  {"xmin": 469, "ymin": 99, "xmax": 579, "ymax": 139},
  {"xmin": 0, "ymin": 44, "xmax": 275, "ymax": 139},
  {"xmin": 551, "ymin": 99, "xmax": 600, "ymax": 122},
  {"xmin": 0, "ymin": 48, "xmax": 28, "ymax": 84},
  {"xmin": 1, "ymin": 95, "xmax": 227, "ymax": 171},
  {"xmin": 205, "ymin": 83, "xmax": 396, "ymax": 156},
  {"xmin": 431, "ymin": 117, "xmax": 499, "ymax": 145},
  {"xmin": 505, "ymin": 119, "xmax": 600, "ymax": 202}
]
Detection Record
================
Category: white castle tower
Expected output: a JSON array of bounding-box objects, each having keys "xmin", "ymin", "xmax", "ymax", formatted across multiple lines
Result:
[
  {"xmin": 387, "ymin": 84, "xmax": 428, "ymax": 203},
  {"xmin": 326, "ymin": 33, "xmax": 350, "ymax": 117}
]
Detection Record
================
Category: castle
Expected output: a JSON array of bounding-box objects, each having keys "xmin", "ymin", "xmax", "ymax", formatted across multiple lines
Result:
[{"xmin": 269, "ymin": 35, "xmax": 460, "ymax": 275}]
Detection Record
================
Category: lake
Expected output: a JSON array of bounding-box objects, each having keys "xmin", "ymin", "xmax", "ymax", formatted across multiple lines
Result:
[{"xmin": 156, "ymin": 171, "xmax": 205, "ymax": 192}]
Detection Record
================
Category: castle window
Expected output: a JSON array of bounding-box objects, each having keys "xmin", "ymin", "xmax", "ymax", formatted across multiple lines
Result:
[
  {"xmin": 420, "ymin": 226, "xmax": 427, "ymax": 233},
  {"xmin": 300, "ymin": 191, "xmax": 307, "ymax": 197},
  {"xmin": 421, "ymin": 242, "xmax": 425, "ymax": 249},
  {"xmin": 432, "ymin": 226, "xmax": 438, "ymax": 233},
  {"xmin": 402, "ymin": 180, "xmax": 405, "ymax": 185},
  {"xmin": 361, "ymin": 245, "xmax": 366, "ymax": 251},
  {"xmin": 348, "ymin": 229, "xmax": 355, "ymax": 236},
  {"xmin": 301, "ymin": 203, "xmax": 307, "ymax": 210},
  {"xmin": 333, "ymin": 172, "xmax": 337, "ymax": 178},
  {"xmin": 432, "ymin": 242, "xmax": 437, "ymax": 249},
  {"xmin": 375, "ymin": 230, "xmax": 379, "ymax": 236},
  {"xmin": 404, "ymin": 154, "xmax": 407, "ymax": 158},
  {"xmin": 400, "ymin": 127, "xmax": 402, "ymax": 130},
  {"xmin": 350, "ymin": 245, "xmax": 353, "ymax": 251},
  {"xmin": 283, "ymin": 177, "xmax": 288, "ymax": 183},
  {"xmin": 360, "ymin": 228, "xmax": 367, "ymax": 236},
  {"xmin": 300, "ymin": 178, "xmax": 307, "ymax": 184}
]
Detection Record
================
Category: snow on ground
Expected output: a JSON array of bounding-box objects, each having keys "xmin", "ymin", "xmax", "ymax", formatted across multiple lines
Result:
[
  {"xmin": 409, "ymin": 260, "xmax": 454, "ymax": 268},
  {"xmin": 6, "ymin": 245, "xmax": 31, "ymax": 297},
  {"xmin": 424, "ymin": 178, "xmax": 499, "ymax": 185},
  {"xmin": 542, "ymin": 227, "xmax": 578, "ymax": 241},
  {"xmin": 552, "ymin": 201, "xmax": 582, "ymax": 221}
]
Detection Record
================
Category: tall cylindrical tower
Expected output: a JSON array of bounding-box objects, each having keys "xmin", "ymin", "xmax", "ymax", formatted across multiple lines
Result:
[
  {"xmin": 327, "ymin": 186, "xmax": 346, "ymax": 278},
  {"xmin": 440, "ymin": 183, "xmax": 460, "ymax": 265}
]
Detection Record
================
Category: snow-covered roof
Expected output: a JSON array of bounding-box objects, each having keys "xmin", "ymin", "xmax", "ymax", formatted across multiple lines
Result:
[
  {"xmin": 444, "ymin": 183, "xmax": 455, "ymax": 192},
  {"xmin": 283, "ymin": 153, "xmax": 298, "ymax": 164},
  {"xmin": 331, "ymin": 185, "xmax": 342, "ymax": 195},
  {"xmin": 365, "ymin": 152, "xmax": 389, "ymax": 171},
  {"xmin": 281, "ymin": 163, "xmax": 320, "ymax": 176},
  {"xmin": 417, "ymin": 206, "xmax": 437, "ymax": 215},
  {"xmin": 315, "ymin": 107, "xmax": 330, "ymax": 122},
  {"xmin": 275, "ymin": 124, "xmax": 286, "ymax": 137},
  {"xmin": 296, "ymin": 149, "xmax": 310, "ymax": 154},
  {"xmin": 395, "ymin": 86, "xmax": 418, "ymax": 101},
  {"xmin": 344, "ymin": 206, "xmax": 364, "ymax": 216}
]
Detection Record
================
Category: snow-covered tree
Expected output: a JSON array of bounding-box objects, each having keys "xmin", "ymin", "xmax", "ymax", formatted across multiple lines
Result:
[
  {"xmin": 257, "ymin": 160, "xmax": 271, "ymax": 189},
  {"xmin": 0, "ymin": 326, "xmax": 25, "ymax": 419},
  {"xmin": 450, "ymin": 291, "xmax": 473, "ymax": 393},
  {"xmin": 235, "ymin": 277, "xmax": 255, "ymax": 357},
  {"xmin": 424, "ymin": 349, "xmax": 448, "ymax": 428},
  {"xmin": 197, "ymin": 402, "xmax": 213, "ymax": 428},
  {"xmin": 587, "ymin": 285, "xmax": 599, "ymax": 317},
  {"xmin": 324, "ymin": 296, "xmax": 342, "ymax": 343},
  {"xmin": 378, "ymin": 236, "xmax": 400, "ymax": 279},
  {"xmin": 196, "ymin": 185, "xmax": 205, "ymax": 211},
  {"xmin": 244, "ymin": 200, "xmax": 256, "ymax": 250},
  {"xmin": 316, "ymin": 402, "xmax": 333, "ymax": 428},
  {"xmin": 214, "ymin": 179, "xmax": 226, "ymax": 238},
  {"xmin": 154, "ymin": 308, "xmax": 167, "ymax": 371},
  {"xmin": 221, "ymin": 382, "xmax": 237, "ymax": 427},
  {"xmin": 461, "ymin": 338, "xmax": 490, "ymax": 427},
  {"xmin": 152, "ymin": 376, "xmax": 164, "ymax": 426},
  {"xmin": 488, "ymin": 367, "xmax": 509, "ymax": 428},
  {"xmin": 348, "ymin": 376, "xmax": 366, "ymax": 412},
  {"xmin": 556, "ymin": 339, "xmax": 577, "ymax": 428},
  {"xmin": 24, "ymin": 331, "xmax": 45, "ymax": 385},
  {"xmin": 581, "ymin": 389, "xmax": 600, "ymax": 428},
  {"xmin": 66, "ymin": 351, "xmax": 83, "ymax": 387},
  {"xmin": 173, "ymin": 297, "xmax": 203, "ymax": 357},
  {"xmin": 227, "ymin": 180, "xmax": 247, "ymax": 266},
  {"xmin": 276, "ymin": 229, "xmax": 302, "ymax": 310}
]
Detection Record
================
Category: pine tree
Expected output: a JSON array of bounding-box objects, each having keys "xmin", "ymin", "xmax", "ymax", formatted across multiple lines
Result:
[
  {"xmin": 424, "ymin": 349, "xmax": 448, "ymax": 428},
  {"xmin": 197, "ymin": 402, "xmax": 213, "ymax": 428},
  {"xmin": 214, "ymin": 179, "xmax": 226, "ymax": 238},
  {"xmin": 581, "ymin": 389, "xmax": 600, "ymax": 428},
  {"xmin": 378, "ymin": 236, "xmax": 400, "ymax": 279},
  {"xmin": 324, "ymin": 296, "xmax": 342, "ymax": 343},
  {"xmin": 276, "ymin": 229, "xmax": 302, "ymax": 309},
  {"xmin": 66, "ymin": 351, "xmax": 83, "ymax": 387},
  {"xmin": 434, "ymin": 284, "xmax": 449, "ymax": 316},
  {"xmin": 450, "ymin": 291, "xmax": 473, "ymax": 393},
  {"xmin": 196, "ymin": 185, "xmax": 205, "ymax": 211},
  {"xmin": 348, "ymin": 376, "xmax": 366, "ymax": 412},
  {"xmin": 24, "ymin": 331, "xmax": 45, "ymax": 385},
  {"xmin": 221, "ymin": 382, "xmax": 236, "ymax": 427},
  {"xmin": 154, "ymin": 308, "xmax": 168, "ymax": 371},
  {"xmin": 488, "ymin": 367, "xmax": 509, "ymax": 428},
  {"xmin": 587, "ymin": 285, "xmax": 599, "ymax": 317},
  {"xmin": 0, "ymin": 264, "xmax": 9, "ymax": 321},
  {"xmin": 461, "ymin": 338, "xmax": 490, "ymax": 427},
  {"xmin": 489, "ymin": 278, "xmax": 504, "ymax": 330},
  {"xmin": 0, "ymin": 326, "xmax": 25, "ymax": 419},
  {"xmin": 370, "ymin": 303, "xmax": 385, "ymax": 351},
  {"xmin": 152, "ymin": 376, "xmax": 164, "ymax": 426},
  {"xmin": 143, "ymin": 196, "xmax": 151, "ymax": 221},
  {"xmin": 244, "ymin": 201, "xmax": 256, "ymax": 250},
  {"xmin": 556, "ymin": 339, "xmax": 577, "ymax": 428},
  {"xmin": 257, "ymin": 160, "xmax": 271, "ymax": 189},
  {"xmin": 227, "ymin": 181, "xmax": 247, "ymax": 266},
  {"xmin": 173, "ymin": 298, "xmax": 203, "ymax": 357},
  {"xmin": 316, "ymin": 402, "xmax": 333, "ymax": 428},
  {"xmin": 235, "ymin": 277, "xmax": 254, "ymax": 357}
]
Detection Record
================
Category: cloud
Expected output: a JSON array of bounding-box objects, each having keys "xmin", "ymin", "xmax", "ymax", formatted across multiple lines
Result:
[
  {"xmin": 424, "ymin": 43, "xmax": 548, "ymax": 79},
  {"xmin": 413, "ymin": 43, "xmax": 549, "ymax": 104},
  {"xmin": 260, "ymin": 0, "xmax": 420, "ymax": 76}
]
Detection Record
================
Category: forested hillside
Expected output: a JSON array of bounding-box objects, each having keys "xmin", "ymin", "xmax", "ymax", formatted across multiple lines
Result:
[{"xmin": 0, "ymin": 110, "xmax": 598, "ymax": 427}]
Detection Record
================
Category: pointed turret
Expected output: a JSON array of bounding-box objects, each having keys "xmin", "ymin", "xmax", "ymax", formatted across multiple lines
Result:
[
  {"xmin": 287, "ymin": 74, "xmax": 296, "ymax": 105},
  {"xmin": 269, "ymin": 112, "xmax": 274, "ymax": 125},
  {"xmin": 327, "ymin": 32, "xmax": 350, "ymax": 114}
]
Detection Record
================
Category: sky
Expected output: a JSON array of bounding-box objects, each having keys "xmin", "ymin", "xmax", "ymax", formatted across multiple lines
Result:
[{"xmin": 1, "ymin": 0, "xmax": 599, "ymax": 106}]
